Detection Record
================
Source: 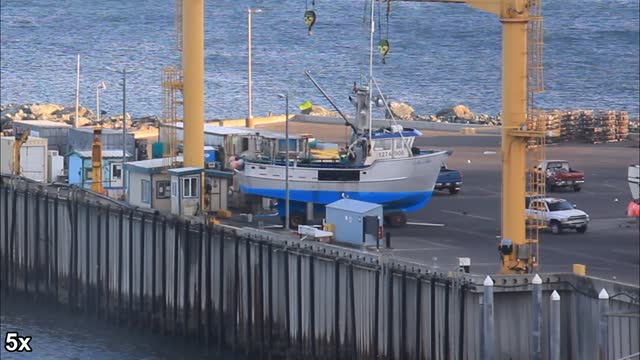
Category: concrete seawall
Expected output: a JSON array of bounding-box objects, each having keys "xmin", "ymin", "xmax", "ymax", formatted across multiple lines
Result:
[
  {"xmin": 211, "ymin": 113, "xmax": 502, "ymax": 134},
  {"xmin": 292, "ymin": 114, "xmax": 502, "ymax": 134},
  {"xmin": 1, "ymin": 175, "xmax": 638, "ymax": 359}
]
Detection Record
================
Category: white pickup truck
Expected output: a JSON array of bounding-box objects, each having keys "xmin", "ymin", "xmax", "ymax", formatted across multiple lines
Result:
[{"xmin": 525, "ymin": 197, "xmax": 590, "ymax": 234}]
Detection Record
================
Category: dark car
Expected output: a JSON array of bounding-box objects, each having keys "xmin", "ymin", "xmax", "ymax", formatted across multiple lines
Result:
[{"xmin": 435, "ymin": 164, "xmax": 463, "ymax": 194}]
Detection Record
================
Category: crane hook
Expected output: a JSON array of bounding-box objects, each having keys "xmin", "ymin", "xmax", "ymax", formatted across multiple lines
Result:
[{"xmin": 304, "ymin": 10, "xmax": 317, "ymax": 36}]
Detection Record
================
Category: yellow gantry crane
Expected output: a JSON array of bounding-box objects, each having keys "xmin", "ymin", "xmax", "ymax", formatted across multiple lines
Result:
[
  {"xmin": 180, "ymin": 0, "xmax": 546, "ymax": 273},
  {"xmin": 164, "ymin": 0, "xmax": 204, "ymax": 167},
  {"xmin": 396, "ymin": 0, "xmax": 547, "ymax": 274}
]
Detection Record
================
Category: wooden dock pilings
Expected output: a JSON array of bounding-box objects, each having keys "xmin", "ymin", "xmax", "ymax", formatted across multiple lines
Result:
[{"xmin": 1, "ymin": 176, "xmax": 639, "ymax": 360}]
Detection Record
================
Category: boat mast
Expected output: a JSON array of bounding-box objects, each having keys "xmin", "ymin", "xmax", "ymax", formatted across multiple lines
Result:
[{"xmin": 368, "ymin": 0, "xmax": 374, "ymax": 150}]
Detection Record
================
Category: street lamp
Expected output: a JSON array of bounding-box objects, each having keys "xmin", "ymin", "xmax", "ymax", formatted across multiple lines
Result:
[
  {"xmin": 96, "ymin": 81, "xmax": 107, "ymax": 124},
  {"xmin": 106, "ymin": 67, "xmax": 136, "ymax": 167},
  {"xmin": 247, "ymin": 7, "xmax": 263, "ymax": 128},
  {"xmin": 277, "ymin": 93, "xmax": 290, "ymax": 230}
]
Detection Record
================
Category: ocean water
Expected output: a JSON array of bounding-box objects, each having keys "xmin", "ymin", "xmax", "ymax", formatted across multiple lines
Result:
[
  {"xmin": 0, "ymin": 0, "xmax": 638, "ymax": 120},
  {"xmin": 0, "ymin": 1, "xmax": 638, "ymax": 357},
  {"xmin": 0, "ymin": 294, "xmax": 237, "ymax": 359}
]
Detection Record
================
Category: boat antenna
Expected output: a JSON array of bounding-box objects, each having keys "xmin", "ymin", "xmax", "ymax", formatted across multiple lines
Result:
[
  {"xmin": 304, "ymin": 70, "xmax": 359, "ymax": 135},
  {"xmin": 368, "ymin": 0, "xmax": 374, "ymax": 149}
]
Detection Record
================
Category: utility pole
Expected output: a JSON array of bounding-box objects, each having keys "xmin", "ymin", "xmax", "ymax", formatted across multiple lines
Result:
[
  {"xmin": 248, "ymin": 8, "xmax": 253, "ymax": 125},
  {"xmin": 75, "ymin": 54, "xmax": 80, "ymax": 128},
  {"xmin": 247, "ymin": 8, "xmax": 262, "ymax": 128},
  {"xmin": 96, "ymin": 81, "xmax": 106, "ymax": 124},
  {"xmin": 278, "ymin": 93, "xmax": 290, "ymax": 230},
  {"xmin": 106, "ymin": 67, "xmax": 136, "ymax": 168},
  {"xmin": 122, "ymin": 70, "xmax": 127, "ymax": 166}
]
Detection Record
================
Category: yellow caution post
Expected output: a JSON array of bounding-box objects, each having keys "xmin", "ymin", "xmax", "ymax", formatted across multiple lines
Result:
[{"xmin": 572, "ymin": 264, "xmax": 587, "ymax": 276}]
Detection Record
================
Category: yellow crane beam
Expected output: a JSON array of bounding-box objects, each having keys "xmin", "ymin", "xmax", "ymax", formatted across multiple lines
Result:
[
  {"xmin": 182, "ymin": 0, "xmax": 204, "ymax": 168},
  {"xmin": 395, "ymin": 0, "xmax": 539, "ymax": 273}
]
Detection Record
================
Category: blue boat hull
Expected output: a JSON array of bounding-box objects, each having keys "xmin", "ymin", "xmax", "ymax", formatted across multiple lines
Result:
[{"xmin": 239, "ymin": 185, "xmax": 433, "ymax": 213}]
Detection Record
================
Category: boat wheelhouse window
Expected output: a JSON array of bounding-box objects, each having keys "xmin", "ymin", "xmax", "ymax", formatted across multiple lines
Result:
[
  {"xmin": 318, "ymin": 170, "xmax": 360, "ymax": 181},
  {"xmin": 374, "ymin": 139, "xmax": 392, "ymax": 151},
  {"xmin": 278, "ymin": 138, "xmax": 298, "ymax": 153},
  {"xmin": 394, "ymin": 138, "xmax": 411, "ymax": 150}
]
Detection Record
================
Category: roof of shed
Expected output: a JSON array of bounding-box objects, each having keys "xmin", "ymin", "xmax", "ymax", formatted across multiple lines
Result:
[
  {"xmin": 70, "ymin": 150, "xmax": 131, "ymax": 158},
  {"xmin": 326, "ymin": 198, "xmax": 382, "ymax": 213},
  {"xmin": 168, "ymin": 167, "xmax": 203, "ymax": 175},
  {"xmin": 170, "ymin": 122, "xmax": 257, "ymax": 136},
  {"xmin": 125, "ymin": 156, "xmax": 183, "ymax": 169},
  {"xmin": 13, "ymin": 120, "xmax": 72, "ymax": 128}
]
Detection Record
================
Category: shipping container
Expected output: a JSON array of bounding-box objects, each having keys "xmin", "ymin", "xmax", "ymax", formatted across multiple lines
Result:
[{"xmin": 0, "ymin": 135, "xmax": 49, "ymax": 182}]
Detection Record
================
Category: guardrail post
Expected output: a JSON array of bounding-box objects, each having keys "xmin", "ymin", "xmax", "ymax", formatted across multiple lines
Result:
[
  {"xmin": 531, "ymin": 274, "xmax": 542, "ymax": 360},
  {"xmin": 550, "ymin": 290, "xmax": 561, "ymax": 360},
  {"xmin": 482, "ymin": 276, "xmax": 494, "ymax": 360},
  {"xmin": 598, "ymin": 289, "xmax": 609, "ymax": 360}
]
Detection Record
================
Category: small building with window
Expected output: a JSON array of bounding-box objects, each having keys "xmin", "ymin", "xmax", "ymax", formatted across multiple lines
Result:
[
  {"xmin": 169, "ymin": 167, "xmax": 203, "ymax": 217},
  {"xmin": 67, "ymin": 150, "xmax": 131, "ymax": 194},
  {"xmin": 124, "ymin": 157, "xmax": 182, "ymax": 211}
]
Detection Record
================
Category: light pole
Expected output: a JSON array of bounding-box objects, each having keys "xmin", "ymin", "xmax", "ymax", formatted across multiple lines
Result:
[
  {"xmin": 96, "ymin": 81, "xmax": 107, "ymax": 124},
  {"xmin": 247, "ymin": 7, "xmax": 262, "ymax": 128},
  {"xmin": 277, "ymin": 93, "xmax": 290, "ymax": 230},
  {"xmin": 106, "ymin": 67, "xmax": 136, "ymax": 167}
]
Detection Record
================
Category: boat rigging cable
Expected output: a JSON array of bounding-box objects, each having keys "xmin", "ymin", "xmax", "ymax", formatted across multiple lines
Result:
[
  {"xmin": 303, "ymin": 70, "xmax": 360, "ymax": 136},
  {"xmin": 378, "ymin": 1, "xmax": 391, "ymax": 63}
]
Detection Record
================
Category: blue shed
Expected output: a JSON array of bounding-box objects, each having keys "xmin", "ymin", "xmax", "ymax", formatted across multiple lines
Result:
[
  {"xmin": 326, "ymin": 199, "xmax": 383, "ymax": 246},
  {"xmin": 67, "ymin": 149, "xmax": 133, "ymax": 191}
]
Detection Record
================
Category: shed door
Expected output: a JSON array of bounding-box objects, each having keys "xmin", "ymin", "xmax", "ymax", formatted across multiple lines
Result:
[
  {"xmin": 21, "ymin": 146, "xmax": 45, "ymax": 182},
  {"xmin": 363, "ymin": 216, "xmax": 379, "ymax": 243}
]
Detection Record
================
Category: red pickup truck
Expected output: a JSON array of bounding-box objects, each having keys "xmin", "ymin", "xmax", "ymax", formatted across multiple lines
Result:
[{"xmin": 536, "ymin": 160, "xmax": 585, "ymax": 192}]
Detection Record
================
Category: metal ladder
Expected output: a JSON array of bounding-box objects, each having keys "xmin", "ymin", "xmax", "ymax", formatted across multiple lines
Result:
[
  {"xmin": 161, "ymin": 67, "xmax": 183, "ymax": 166},
  {"xmin": 524, "ymin": 0, "xmax": 545, "ymax": 272},
  {"xmin": 160, "ymin": 0, "xmax": 184, "ymax": 166}
]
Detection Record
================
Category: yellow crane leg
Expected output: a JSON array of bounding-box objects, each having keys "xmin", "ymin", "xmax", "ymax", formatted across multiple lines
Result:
[
  {"xmin": 91, "ymin": 128, "xmax": 105, "ymax": 194},
  {"xmin": 182, "ymin": 0, "xmax": 204, "ymax": 169},
  {"xmin": 500, "ymin": 17, "xmax": 528, "ymax": 274}
]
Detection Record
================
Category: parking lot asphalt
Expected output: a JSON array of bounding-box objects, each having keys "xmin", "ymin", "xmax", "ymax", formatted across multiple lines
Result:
[{"xmin": 255, "ymin": 122, "xmax": 640, "ymax": 285}]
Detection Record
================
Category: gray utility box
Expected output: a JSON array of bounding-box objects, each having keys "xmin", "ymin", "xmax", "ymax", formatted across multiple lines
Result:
[{"xmin": 326, "ymin": 198, "xmax": 383, "ymax": 246}]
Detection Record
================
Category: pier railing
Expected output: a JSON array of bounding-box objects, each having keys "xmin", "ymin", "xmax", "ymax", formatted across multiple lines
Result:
[{"xmin": 1, "ymin": 174, "xmax": 638, "ymax": 359}]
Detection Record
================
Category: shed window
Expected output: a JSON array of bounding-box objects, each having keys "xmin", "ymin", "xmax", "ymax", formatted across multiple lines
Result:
[
  {"xmin": 171, "ymin": 180, "xmax": 178, "ymax": 197},
  {"xmin": 156, "ymin": 180, "xmax": 171, "ymax": 199},
  {"xmin": 183, "ymin": 176, "xmax": 199, "ymax": 198},
  {"xmin": 111, "ymin": 163, "xmax": 122, "ymax": 179},
  {"xmin": 141, "ymin": 179, "xmax": 151, "ymax": 204},
  {"xmin": 85, "ymin": 168, "xmax": 93, "ymax": 180}
]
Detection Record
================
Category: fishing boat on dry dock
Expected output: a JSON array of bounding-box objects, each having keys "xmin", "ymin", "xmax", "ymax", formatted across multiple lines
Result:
[{"xmin": 233, "ymin": 83, "xmax": 450, "ymax": 227}]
